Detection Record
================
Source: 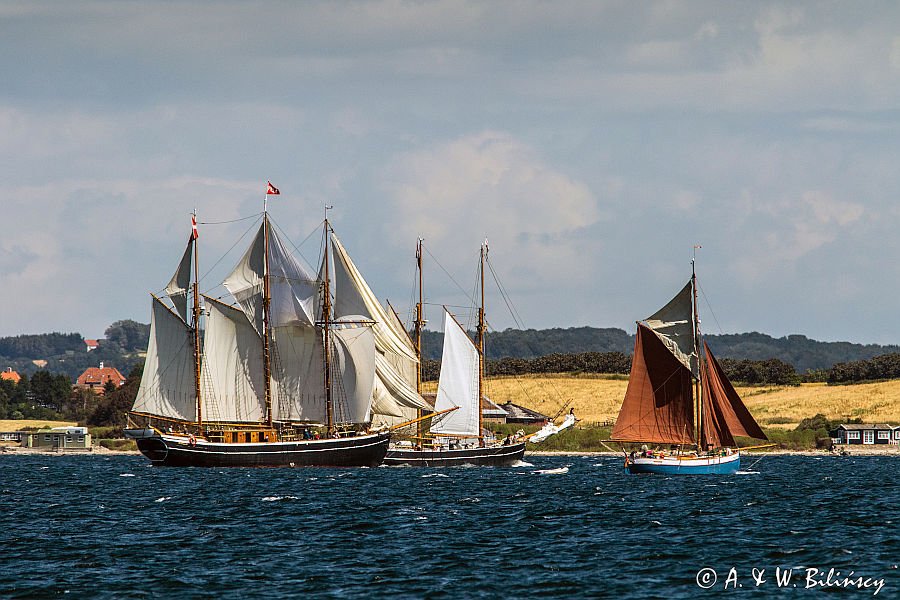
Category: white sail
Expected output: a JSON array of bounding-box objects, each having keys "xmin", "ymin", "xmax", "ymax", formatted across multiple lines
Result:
[
  {"xmin": 270, "ymin": 324, "xmax": 327, "ymax": 423},
  {"xmin": 165, "ymin": 237, "xmax": 193, "ymax": 323},
  {"xmin": 201, "ymin": 298, "xmax": 267, "ymax": 423},
  {"xmin": 644, "ymin": 280, "xmax": 698, "ymax": 376},
  {"xmin": 528, "ymin": 412, "xmax": 576, "ymax": 444},
  {"xmin": 332, "ymin": 322, "xmax": 377, "ymax": 424},
  {"xmin": 132, "ymin": 296, "xmax": 197, "ymax": 422},
  {"xmin": 330, "ymin": 233, "xmax": 427, "ymax": 412},
  {"xmin": 268, "ymin": 224, "xmax": 319, "ymax": 328},
  {"xmin": 429, "ymin": 310, "xmax": 481, "ymax": 437},
  {"xmin": 224, "ymin": 222, "xmax": 319, "ymax": 335}
]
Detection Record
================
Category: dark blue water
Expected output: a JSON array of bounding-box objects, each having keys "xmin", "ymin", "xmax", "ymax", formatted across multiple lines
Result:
[{"xmin": 1, "ymin": 454, "xmax": 897, "ymax": 599}]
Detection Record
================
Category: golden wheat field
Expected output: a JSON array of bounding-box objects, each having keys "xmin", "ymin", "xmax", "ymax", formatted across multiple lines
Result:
[
  {"xmin": 0, "ymin": 419, "xmax": 76, "ymax": 431},
  {"xmin": 427, "ymin": 375, "xmax": 900, "ymax": 427}
]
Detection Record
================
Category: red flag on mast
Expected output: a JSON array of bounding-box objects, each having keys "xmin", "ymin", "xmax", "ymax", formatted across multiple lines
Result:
[
  {"xmin": 266, "ymin": 181, "xmax": 280, "ymax": 195},
  {"xmin": 191, "ymin": 215, "xmax": 199, "ymax": 240}
]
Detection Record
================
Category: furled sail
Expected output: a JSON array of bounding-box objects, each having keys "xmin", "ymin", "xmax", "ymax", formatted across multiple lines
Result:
[
  {"xmin": 270, "ymin": 324, "xmax": 326, "ymax": 423},
  {"xmin": 700, "ymin": 341, "xmax": 768, "ymax": 448},
  {"xmin": 430, "ymin": 310, "xmax": 481, "ymax": 437},
  {"xmin": 330, "ymin": 233, "xmax": 428, "ymax": 412},
  {"xmin": 611, "ymin": 323, "xmax": 695, "ymax": 445},
  {"xmin": 644, "ymin": 280, "xmax": 698, "ymax": 377},
  {"xmin": 201, "ymin": 297, "xmax": 267, "ymax": 423},
  {"xmin": 528, "ymin": 412, "xmax": 576, "ymax": 444},
  {"xmin": 132, "ymin": 296, "xmax": 197, "ymax": 422},
  {"xmin": 223, "ymin": 222, "xmax": 318, "ymax": 335},
  {"xmin": 165, "ymin": 237, "xmax": 194, "ymax": 323},
  {"xmin": 331, "ymin": 322, "xmax": 377, "ymax": 424}
]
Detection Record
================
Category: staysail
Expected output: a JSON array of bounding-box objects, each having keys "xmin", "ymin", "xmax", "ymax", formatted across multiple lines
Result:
[
  {"xmin": 700, "ymin": 341, "xmax": 768, "ymax": 448},
  {"xmin": 132, "ymin": 296, "xmax": 198, "ymax": 422},
  {"xmin": 223, "ymin": 222, "xmax": 319, "ymax": 335},
  {"xmin": 429, "ymin": 310, "xmax": 481, "ymax": 437},
  {"xmin": 330, "ymin": 233, "xmax": 428, "ymax": 414},
  {"xmin": 611, "ymin": 322, "xmax": 695, "ymax": 444}
]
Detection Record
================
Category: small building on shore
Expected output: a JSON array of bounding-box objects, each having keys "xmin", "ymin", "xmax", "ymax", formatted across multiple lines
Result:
[
  {"xmin": 75, "ymin": 363, "xmax": 126, "ymax": 394},
  {"xmin": 2, "ymin": 427, "xmax": 92, "ymax": 450},
  {"xmin": 1, "ymin": 367, "xmax": 21, "ymax": 384},
  {"xmin": 500, "ymin": 402, "xmax": 550, "ymax": 425},
  {"xmin": 833, "ymin": 423, "xmax": 897, "ymax": 446}
]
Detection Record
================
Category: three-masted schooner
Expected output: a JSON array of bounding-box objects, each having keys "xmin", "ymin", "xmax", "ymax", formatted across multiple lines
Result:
[
  {"xmin": 126, "ymin": 199, "xmax": 427, "ymax": 467},
  {"xmin": 383, "ymin": 241, "xmax": 527, "ymax": 467},
  {"xmin": 612, "ymin": 257, "xmax": 769, "ymax": 474}
]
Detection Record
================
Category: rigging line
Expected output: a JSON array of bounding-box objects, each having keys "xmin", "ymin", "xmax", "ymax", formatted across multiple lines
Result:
[
  {"xmin": 486, "ymin": 256, "xmax": 525, "ymax": 329},
  {"xmin": 697, "ymin": 283, "xmax": 724, "ymax": 335},
  {"xmin": 198, "ymin": 212, "xmax": 263, "ymax": 226},
  {"xmin": 423, "ymin": 246, "xmax": 479, "ymax": 308}
]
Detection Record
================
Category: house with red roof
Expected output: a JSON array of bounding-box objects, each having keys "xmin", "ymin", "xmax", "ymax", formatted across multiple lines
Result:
[
  {"xmin": 75, "ymin": 362, "xmax": 126, "ymax": 394},
  {"xmin": 84, "ymin": 339, "xmax": 100, "ymax": 352},
  {"xmin": 1, "ymin": 367, "xmax": 21, "ymax": 384}
]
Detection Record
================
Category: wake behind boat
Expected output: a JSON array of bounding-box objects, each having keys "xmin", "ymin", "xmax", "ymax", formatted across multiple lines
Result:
[
  {"xmin": 126, "ymin": 187, "xmax": 429, "ymax": 467},
  {"xmin": 612, "ymin": 251, "xmax": 770, "ymax": 475}
]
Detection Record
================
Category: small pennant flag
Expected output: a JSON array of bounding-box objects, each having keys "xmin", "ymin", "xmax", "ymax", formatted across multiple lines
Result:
[
  {"xmin": 191, "ymin": 215, "xmax": 199, "ymax": 240},
  {"xmin": 266, "ymin": 181, "xmax": 280, "ymax": 195}
]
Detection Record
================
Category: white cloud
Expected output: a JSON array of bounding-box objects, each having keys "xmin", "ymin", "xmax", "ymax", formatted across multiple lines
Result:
[{"xmin": 384, "ymin": 131, "xmax": 600, "ymax": 297}]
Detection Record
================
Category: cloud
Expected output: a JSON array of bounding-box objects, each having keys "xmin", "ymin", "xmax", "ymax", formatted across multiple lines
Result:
[{"xmin": 384, "ymin": 131, "xmax": 599, "ymax": 298}]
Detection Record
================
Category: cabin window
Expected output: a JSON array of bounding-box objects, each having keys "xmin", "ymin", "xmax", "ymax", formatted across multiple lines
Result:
[
  {"xmin": 895, "ymin": 430, "xmax": 900, "ymax": 440},
  {"xmin": 863, "ymin": 430, "xmax": 874, "ymax": 444},
  {"xmin": 877, "ymin": 431, "xmax": 889, "ymax": 440},
  {"xmin": 847, "ymin": 431, "xmax": 860, "ymax": 440},
  {"xmin": 44, "ymin": 435, "xmax": 51, "ymax": 441}
]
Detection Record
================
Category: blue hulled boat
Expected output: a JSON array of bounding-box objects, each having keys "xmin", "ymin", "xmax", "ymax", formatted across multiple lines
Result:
[{"xmin": 612, "ymin": 253, "xmax": 769, "ymax": 475}]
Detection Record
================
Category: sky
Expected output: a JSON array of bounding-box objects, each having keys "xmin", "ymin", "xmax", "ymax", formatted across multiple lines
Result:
[{"xmin": 2, "ymin": 1, "xmax": 900, "ymax": 343}]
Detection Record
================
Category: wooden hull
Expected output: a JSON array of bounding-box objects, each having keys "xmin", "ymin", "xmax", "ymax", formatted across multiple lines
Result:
[
  {"xmin": 625, "ymin": 451, "xmax": 741, "ymax": 475},
  {"xmin": 383, "ymin": 442, "xmax": 526, "ymax": 467},
  {"xmin": 136, "ymin": 431, "xmax": 390, "ymax": 467}
]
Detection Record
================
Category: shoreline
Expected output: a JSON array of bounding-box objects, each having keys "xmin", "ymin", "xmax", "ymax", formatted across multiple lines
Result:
[{"xmin": 2, "ymin": 446, "xmax": 897, "ymax": 457}]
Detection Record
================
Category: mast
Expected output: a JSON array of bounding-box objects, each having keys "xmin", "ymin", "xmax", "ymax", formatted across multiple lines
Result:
[
  {"xmin": 476, "ymin": 242, "xmax": 487, "ymax": 444},
  {"xmin": 322, "ymin": 219, "xmax": 334, "ymax": 435},
  {"xmin": 262, "ymin": 212, "xmax": 273, "ymax": 428},
  {"xmin": 691, "ymin": 246, "xmax": 702, "ymax": 449},
  {"xmin": 192, "ymin": 211, "xmax": 202, "ymax": 430},
  {"xmin": 414, "ymin": 238, "xmax": 425, "ymax": 441}
]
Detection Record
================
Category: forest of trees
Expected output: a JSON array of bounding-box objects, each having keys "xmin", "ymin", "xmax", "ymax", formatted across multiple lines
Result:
[
  {"xmin": 3, "ymin": 320, "xmax": 900, "ymax": 427},
  {"xmin": 420, "ymin": 327, "xmax": 900, "ymax": 373}
]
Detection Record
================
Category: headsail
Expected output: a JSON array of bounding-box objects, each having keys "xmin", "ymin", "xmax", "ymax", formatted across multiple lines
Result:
[
  {"xmin": 700, "ymin": 341, "xmax": 768, "ymax": 448},
  {"xmin": 164, "ymin": 236, "xmax": 194, "ymax": 323},
  {"xmin": 429, "ymin": 310, "xmax": 481, "ymax": 437},
  {"xmin": 643, "ymin": 280, "xmax": 698, "ymax": 377},
  {"xmin": 611, "ymin": 323, "xmax": 695, "ymax": 445},
  {"xmin": 132, "ymin": 296, "xmax": 198, "ymax": 422}
]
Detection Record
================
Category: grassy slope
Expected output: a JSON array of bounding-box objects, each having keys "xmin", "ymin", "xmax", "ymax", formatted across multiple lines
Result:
[{"xmin": 428, "ymin": 375, "xmax": 900, "ymax": 427}]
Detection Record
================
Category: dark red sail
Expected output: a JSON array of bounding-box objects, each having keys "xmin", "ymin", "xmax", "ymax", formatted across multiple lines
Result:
[
  {"xmin": 611, "ymin": 323, "xmax": 695, "ymax": 445},
  {"xmin": 700, "ymin": 341, "xmax": 767, "ymax": 448}
]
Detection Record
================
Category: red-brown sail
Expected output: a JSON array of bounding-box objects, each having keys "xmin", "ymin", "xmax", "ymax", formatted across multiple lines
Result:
[
  {"xmin": 611, "ymin": 323, "xmax": 695, "ymax": 445},
  {"xmin": 700, "ymin": 341, "xmax": 767, "ymax": 448}
]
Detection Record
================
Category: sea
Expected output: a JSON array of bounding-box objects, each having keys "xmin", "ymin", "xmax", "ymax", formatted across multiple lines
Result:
[{"xmin": 1, "ymin": 454, "xmax": 897, "ymax": 599}]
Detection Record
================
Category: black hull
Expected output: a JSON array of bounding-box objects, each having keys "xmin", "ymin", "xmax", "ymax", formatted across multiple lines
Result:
[
  {"xmin": 383, "ymin": 442, "xmax": 526, "ymax": 467},
  {"xmin": 136, "ymin": 432, "xmax": 390, "ymax": 467}
]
